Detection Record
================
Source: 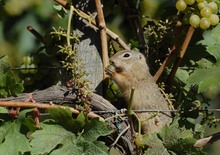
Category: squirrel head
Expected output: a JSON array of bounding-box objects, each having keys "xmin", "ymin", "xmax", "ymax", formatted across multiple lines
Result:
[{"xmin": 107, "ymin": 50, "xmax": 149, "ymax": 75}]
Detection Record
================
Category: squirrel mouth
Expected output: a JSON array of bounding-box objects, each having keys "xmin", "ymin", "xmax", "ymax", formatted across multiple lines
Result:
[{"xmin": 105, "ymin": 64, "xmax": 122, "ymax": 75}]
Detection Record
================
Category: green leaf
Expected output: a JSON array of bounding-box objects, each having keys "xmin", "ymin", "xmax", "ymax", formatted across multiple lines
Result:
[
  {"xmin": 142, "ymin": 133, "xmax": 168, "ymax": 155},
  {"xmin": 171, "ymin": 138, "xmax": 205, "ymax": 155},
  {"xmin": 198, "ymin": 24, "xmax": 220, "ymax": 46},
  {"xmin": 206, "ymin": 44, "xmax": 220, "ymax": 60},
  {"xmin": 187, "ymin": 62, "xmax": 220, "ymax": 98},
  {"xmin": 83, "ymin": 118, "xmax": 113, "ymax": 142},
  {"xmin": 176, "ymin": 68, "xmax": 190, "ymax": 83},
  {"xmin": 51, "ymin": 135, "xmax": 109, "ymax": 155},
  {"xmin": 0, "ymin": 88, "xmax": 8, "ymax": 97},
  {"xmin": 30, "ymin": 124, "xmax": 110, "ymax": 155},
  {"xmin": 157, "ymin": 120, "xmax": 206, "ymax": 155},
  {"xmin": 0, "ymin": 122, "xmax": 31, "ymax": 155},
  {"xmin": 0, "ymin": 55, "xmax": 10, "ymax": 74},
  {"xmin": 0, "ymin": 107, "xmax": 8, "ymax": 113},
  {"xmin": 30, "ymin": 124, "xmax": 76, "ymax": 155},
  {"xmin": 48, "ymin": 107, "xmax": 85, "ymax": 133}
]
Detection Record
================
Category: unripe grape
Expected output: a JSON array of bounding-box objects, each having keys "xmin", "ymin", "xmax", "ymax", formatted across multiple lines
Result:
[
  {"xmin": 209, "ymin": 14, "xmax": 219, "ymax": 26},
  {"xmin": 135, "ymin": 134, "xmax": 144, "ymax": 147},
  {"xmin": 189, "ymin": 15, "xmax": 200, "ymax": 27},
  {"xmin": 198, "ymin": 1, "xmax": 208, "ymax": 10},
  {"xmin": 29, "ymin": 64, "xmax": 38, "ymax": 74},
  {"xmin": 20, "ymin": 64, "xmax": 29, "ymax": 74},
  {"xmin": 184, "ymin": 0, "xmax": 195, "ymax": 5},
  {"xmin": 111, "ymin": 82, "xmax": 119, "ymax": 91},
  {"xmin": 176, "ymin": 0, "xmax": 187, "ymax": 11},
  {"xmin": 22, "ymin": 56, "xmax": 32, "ymax": 65},
  {"xmin": 196, "ymin": 0, "xmax": 204, "ymax": 2},
  {"xmin": 208, "ymin": 2, "xmax": 218, "ymax": 13},
  {"xmin": 200, "ymin": 7, "xmax": 212, "ymax": 17},
  {"xmin": 200, "ymin": 17, "xmax": 210, "ymax": 29}
]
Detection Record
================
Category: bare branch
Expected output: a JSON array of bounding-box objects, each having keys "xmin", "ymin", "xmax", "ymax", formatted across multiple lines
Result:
[{"xmin": 0, "ymin": 101, "xmax": 104, "ymax": 121}]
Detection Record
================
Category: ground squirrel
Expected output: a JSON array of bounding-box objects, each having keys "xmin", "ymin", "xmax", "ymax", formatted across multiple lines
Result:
[{"xmin": 105, "ymin": 50, "xmax": 171, "ymax": 134}]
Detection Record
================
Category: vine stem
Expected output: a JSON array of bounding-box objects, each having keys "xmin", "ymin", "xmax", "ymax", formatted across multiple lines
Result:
[
  {"xmin": 127, "ymin": 87, "xmax": 136, "ymax": 138},
  {"xmin": 166, "ymin": 25, "xmax": 195, "ymax": 85},
  {"xmin": 94, "ymin": 0, "xmax": 109, "ymax": 79},
  {"xmin": 0, "ymin": 101, "xmax": 104, "ymax": 121},
  {"xmin": 153, "ymin": 25, "xmax": 183, "ymax": 82},
  {"xmin": 67, "ymin": 5, "xmax": 74, "ymax": 46}
]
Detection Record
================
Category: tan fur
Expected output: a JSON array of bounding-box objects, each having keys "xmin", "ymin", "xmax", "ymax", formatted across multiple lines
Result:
[{"xmin": 105, "ymin": 50, "xmax": 171, "ymax": 134}]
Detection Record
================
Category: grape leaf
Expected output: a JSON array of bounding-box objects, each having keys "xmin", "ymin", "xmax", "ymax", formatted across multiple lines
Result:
[
  {"xmin": 0, "ymin": 123, "xmax": 31, "ymax": 155},
  {"xmin": 51, "ymin": 135, "xmax": 109, "ymax": 155},
  {"xmin": 31, "ymin": 123, "xmax": 111, "ymax": 155},
  {"xmin": 0, "ymin": 109, "xmax": 33, "ymax": 155},
  {"xmin": 187, "ymin": 61, "xmax": 220, "ymax": 98},
  {"xmin": 206, "ymin": 44, "xmax": 220, "ymax": 60},
  {"xmin": 31, "ymin": 108, "xmax": 113, "ymax": 155},
  {"xmin": 83, "ymin": 117, "xmax": 114, "ymax": 142},
  {"xmin": 198, "ymin": 24, "xmax": 220, "ymax": 46},
  {"xmin": 30, "ymin": 124, "xmax": 77, "ymax": 155},
  {"xmin": 0, "ymin": 107, "xmax": 8, "ymax": 113},
  {"xmin": 142, "ymin": 133, "xmax": 168, "ymax": 155},
  {"xmin": 48, "ymin": 107, "xmax": 85, "ymax": 133}
]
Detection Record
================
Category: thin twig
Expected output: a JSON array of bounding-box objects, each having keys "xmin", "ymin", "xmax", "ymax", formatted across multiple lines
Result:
[
  {"xmin": 27, "ymin": 26, "xmax": 44, "ymax": 43},
  {"xmin": 166, "ymin": 25, "xmax": 195, "ymax": 85},
  {"xmin": 159, "ymin": 88, "xmax": 175, "ymax": 110},
  {"xmin": 93, "ymin": 109, "xmax": 220, "ymax": 114},
  {"xmin": 111, "ymin": 125, "xmax": 130, "ymax": 146},
  {"xmin": 104, "ymin": 113, "xmax": 125, "ymax": 121},
  {"xmin": 94, "ymin": 0, "xmax": 109, "ymax": 80},
  {"xmin": 0, "ymin": 101, "xmax": 104, "ymax": 121},
  {"xmin": 153, "ymin": 26, "xmax": 183, "ymax": 82}
]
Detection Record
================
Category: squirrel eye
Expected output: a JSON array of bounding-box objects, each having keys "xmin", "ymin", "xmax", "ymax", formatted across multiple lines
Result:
[{"xmin": 123, "ymin": 53, "xmax": 131, "ymax": 58}]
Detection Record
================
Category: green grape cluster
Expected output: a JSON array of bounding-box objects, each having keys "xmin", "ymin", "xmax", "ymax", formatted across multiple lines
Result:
[{"xmin": 176, "ymin": 0, "xmax": 220, "ymax": 29}]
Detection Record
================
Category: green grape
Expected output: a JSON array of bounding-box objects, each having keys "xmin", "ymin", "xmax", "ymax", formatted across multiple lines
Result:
[
  {"xmin": 176, "ymin": 0, "xmax": 187, "ymax": 11},
  {"xmin": 111, "ymin": 82, "xmax": 119, "ymax": 91},
  {"xmin": 198, "ymin": 1, "xmax": 208, "ymax": 10},
  {"xmin": 189, "ymin": 15, "xmax": 201, "ymax": 27},
  {"xmin": 20, "ymin": 64, "xmax": 29, "ymax": 74},
  {"xmin": 184, "ymin": 0, "xmax": 195, "ymax": 5},
  {"xmin": 22, "ymin": 56, "xmax": 32, "ymax": 65},
  {"xmin": 208, "ymin": 2, "xmax": 218, "ymax": 13},
  {"xmin": 29, "ymin": 64, "xmax": 38, "ymax": 74},
  {"xmin": 200, "ymin": 17, "xmax": 210, "ymax": 29},
  {"xmin": 200, "ymin": 7, "xmax": 212, "ymax": 17},
  {"xmin": 135, "ymin": 134, "xmax": 144, "ymax": 147},
  {"xmin": 209, "ymin": 14, "xmax": 219, "ymax": 25},
  {"xmin": 196, "ymin": 0, "xmax": 205, "ymax": 2}
]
